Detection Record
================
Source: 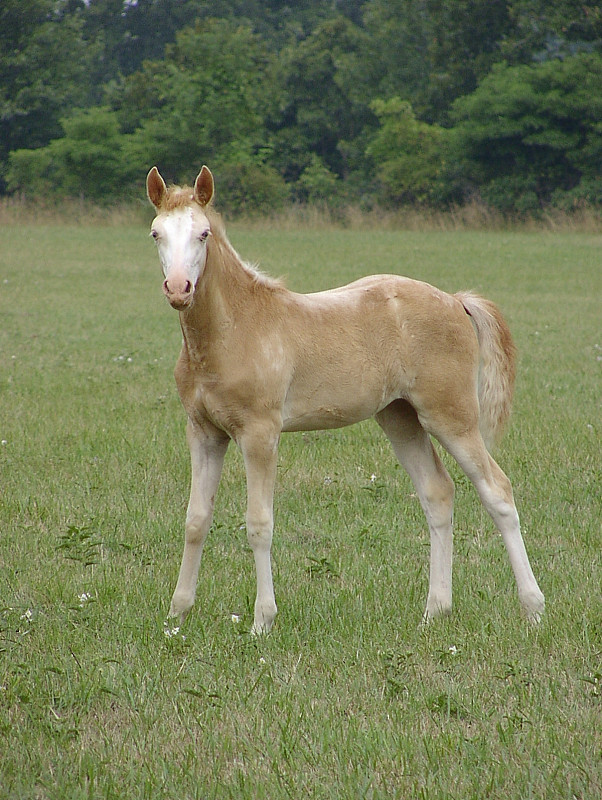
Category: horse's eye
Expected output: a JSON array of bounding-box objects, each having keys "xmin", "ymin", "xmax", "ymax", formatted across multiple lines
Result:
[
  {"xmin": 150, "ymin": 229, "xmax": 159, "ymax": 240},
  {"xmin": 199, "ymin": 230, "xmax": 210, "ymax": 243}
]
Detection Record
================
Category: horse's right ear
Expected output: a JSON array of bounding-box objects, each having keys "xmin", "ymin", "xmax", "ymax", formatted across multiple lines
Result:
[
  {"xmin": 147, "ymin": 167, "xmax": 166, "ymax": 209},
  {"xmin": 194, "ymin": 166, "xmax": 214, "ymax": 206}
]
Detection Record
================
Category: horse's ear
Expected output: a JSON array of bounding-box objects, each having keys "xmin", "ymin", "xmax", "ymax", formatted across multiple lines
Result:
[
  {"xmin": 147, "ymin": 167, "xmax": 166, "ymax": 209},
  {"xmin": 194, "ymin": 166, "xmax": 214, "ymax": 206}
]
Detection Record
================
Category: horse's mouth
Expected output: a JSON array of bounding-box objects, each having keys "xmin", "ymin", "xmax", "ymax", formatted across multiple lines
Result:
[{"xmin": 166, "ymin": 294, "xmax": 194, "ymax": 311}]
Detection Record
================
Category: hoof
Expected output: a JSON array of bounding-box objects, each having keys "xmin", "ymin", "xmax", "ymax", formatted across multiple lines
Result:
[
  {"xmin": 521, "ymin": 590, "xmax": 545, "ymax": 625},
  {"xmin": 422, "ymin": 599, "xmax": 453, "ymax": 625},
  {"xmin": 251, "ymin": 602, "xmax": 277, "ymax": 636},
  {"xmin": 169, "ymin": 591, "xmax": 194, "ymax": 625}
]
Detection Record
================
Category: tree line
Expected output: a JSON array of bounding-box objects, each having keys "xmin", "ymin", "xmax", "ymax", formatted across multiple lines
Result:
[{"xmin": 2, "ymin": 0, "xmax": 601, "ymax": 214}]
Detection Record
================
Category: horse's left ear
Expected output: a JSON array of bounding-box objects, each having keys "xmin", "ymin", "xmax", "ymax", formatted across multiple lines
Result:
[{"xmin": 194, "ymin": 166, "xmax": 214, "ymax": 206}]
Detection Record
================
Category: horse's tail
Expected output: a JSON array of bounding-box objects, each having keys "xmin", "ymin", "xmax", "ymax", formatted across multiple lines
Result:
[{"xmin": 455, "ymin": 291, "xmax": 517, "ymax": 451}]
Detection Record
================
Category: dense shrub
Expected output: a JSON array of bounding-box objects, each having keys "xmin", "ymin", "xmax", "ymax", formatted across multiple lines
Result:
[
  {"xmin": 366, "ymin": 98, "xmax": 450, "ymax": 206},
  {"xmin": 214, "ymin": 161, "xmax": 290, "ymax": 216}
]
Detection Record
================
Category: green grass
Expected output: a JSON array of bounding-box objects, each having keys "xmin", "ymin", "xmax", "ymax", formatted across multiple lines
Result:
[{"xmin": 0, "ymin": 222, "xmax": 600, "ymax": 799}]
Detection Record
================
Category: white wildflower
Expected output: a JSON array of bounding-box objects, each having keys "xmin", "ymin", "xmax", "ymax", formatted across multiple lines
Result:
[
  {"xmin": 324, "ymin": 476, "xmax": 332, "ymax": 486},
  {"xmin": 231, "ymin": 614, "xmax": 241, "ymax": 624},
  {"xmin": 20, "ymin": 609, "xmax": 33, "ymax": 622},
  {"xmin": 78, "ymin": 592, "xmax": 92, "ymax": 607},
  {"xmin": 448, "ymin": 645, "xmax": 458, "ymax": 656},
  {"xmin": 163, "ymin": 621, "xmax": 185, "ymax": 639}
]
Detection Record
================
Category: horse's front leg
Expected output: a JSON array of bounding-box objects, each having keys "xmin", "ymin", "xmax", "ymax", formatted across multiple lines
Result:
[
  {"xmin": 169, "ymin": 419, "xmax": 229, "ymax": 625},
  {"xmin": 239, "ymin": 425, "xmax": 280, "ymax": 635}
]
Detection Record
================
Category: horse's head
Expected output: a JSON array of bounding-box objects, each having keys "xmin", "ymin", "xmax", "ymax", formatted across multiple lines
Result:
[{"xmin": 146, "ymin": 166, "xmax": 214, "ymax": 310}]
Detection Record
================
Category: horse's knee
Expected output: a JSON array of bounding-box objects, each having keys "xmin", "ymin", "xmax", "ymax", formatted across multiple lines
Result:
[
  {"xmin": 185, "ymin": 508, "xmax": 212, "ymax": 545},
  {"xmin": 246, "ymin": 512, "xmax": 273, "ymax": 549}
]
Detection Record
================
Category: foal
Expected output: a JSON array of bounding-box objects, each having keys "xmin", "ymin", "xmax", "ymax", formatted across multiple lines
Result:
[{"xmin": 146, "ymin": 165, "xmax": 545, "ymax": 634}]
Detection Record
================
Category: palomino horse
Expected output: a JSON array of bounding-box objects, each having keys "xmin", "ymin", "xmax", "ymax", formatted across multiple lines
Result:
[{"xmin": 146, "ymin": 165, "xmax": 545, "ymax": 634}]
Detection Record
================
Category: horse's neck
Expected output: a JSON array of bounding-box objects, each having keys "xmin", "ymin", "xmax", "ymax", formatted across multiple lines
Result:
[{"xmin": 179, "ymin": 239, "xmax": 256, "ymax": 360}]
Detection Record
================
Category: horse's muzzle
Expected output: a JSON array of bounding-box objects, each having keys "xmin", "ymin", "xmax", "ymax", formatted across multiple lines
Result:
[{"xmin": 163, "ymin": 278, "xmax": 194, "ymax": 310}]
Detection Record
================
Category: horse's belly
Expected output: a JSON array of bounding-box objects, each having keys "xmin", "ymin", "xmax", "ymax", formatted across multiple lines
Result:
[
  {"xmin": 282, "ymin": 408, "xmax": 366, "ymax": 432},
  {"xmin": 281, "ymin": 383, "xmax": 394, "ymax": 432}
]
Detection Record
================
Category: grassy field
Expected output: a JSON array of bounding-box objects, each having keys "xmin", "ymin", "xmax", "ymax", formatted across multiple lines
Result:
[{"xmin": 0, "ymin": 219, "xmax": 600, "ymax": 799}]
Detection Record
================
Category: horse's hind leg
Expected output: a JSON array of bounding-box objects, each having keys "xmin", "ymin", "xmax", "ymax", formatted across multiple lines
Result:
[
  {"xmin": 376, "ymin": 400, "xmax": 456, "ymax": 621},
  {"xmin": 435, "ymin": 427, "xmax": 545, "ymax": 622}
]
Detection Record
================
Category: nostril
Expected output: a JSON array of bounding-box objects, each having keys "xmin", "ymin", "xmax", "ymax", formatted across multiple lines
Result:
[{"xmin": 163, "ymin": 277, "xmax": 193, "ymax": 297}]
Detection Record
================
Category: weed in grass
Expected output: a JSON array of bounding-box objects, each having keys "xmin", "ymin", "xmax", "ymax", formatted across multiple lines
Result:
[
  {"xmin": 57, "ymin": 523, "xmax": 103, "ymax": 566},
  {"xmin": 306, "ymin": 556, "xmax": 340, "ymax": 580}
]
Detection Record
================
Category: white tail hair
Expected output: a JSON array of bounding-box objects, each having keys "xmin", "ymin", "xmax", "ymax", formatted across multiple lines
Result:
[{"xmin": 455, "ymin": 291, "xmax": 517, "ymax": 451}]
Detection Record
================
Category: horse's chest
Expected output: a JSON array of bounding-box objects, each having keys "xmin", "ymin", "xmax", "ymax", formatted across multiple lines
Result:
[{"xmin": 174, "ymin": 361, "xmax": 246, "ymax": 436}]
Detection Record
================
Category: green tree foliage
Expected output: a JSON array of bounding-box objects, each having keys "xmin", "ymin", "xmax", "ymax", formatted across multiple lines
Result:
[
  {"xmin": 424, "ymin": 0, "xmax": 513, "ymax": 123},
  {"xmin": 362, "ymin": 0, "xmax": 432, "ymax": 110},
  {"xmin": 269, "ymin": 15, "xmax": 374, "ymax": 182},
  {"xmin": 116, "ymin": 19, "xmax": 277, "ymax": 184},
  {"xmin": 295, "ymin": 154, "xmax": 343, "ymax": 205},
  {"xmin": 0, "ymin": 0, "xmax": 96, "ymax": 189},
  {"xmin": 366, "ymin": 98, "xmax": 449, "ymax": 205},
  {"xmin": 178, "ymin": 0, "xmax": 355, "ymax": 49},
  {"xmin": 81, "ymin": 0, "xmax": 227, "ymax": 82},
  {"xmin": 7, "ymin": 108, "xmax": 135, "ymax": 199},
  {"xmin": 451, "ymin": 54, "xmax": 602, "ymax": 211},
  {"xmin": 503, "ymin": 1, "xmax": 602, "ymax": 63},
  {"xmin": 214, "ymin": 160, "xmax": 289, "ymax": 215},
  {"xmin": 362, "ymin": 0, "xmax": 514, "ymax": 123},
  {"xmin": 2, "ymin": 1, "xmax": 602, "ymax": 212}
]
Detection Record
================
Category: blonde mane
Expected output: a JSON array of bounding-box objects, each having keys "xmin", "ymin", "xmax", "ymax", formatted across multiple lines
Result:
[
  {"xmin": 159, "ymin": 185, "xmax": 197, "ymax": 212},
  {"xmin": 160, "ymin": 184, "xmax": 285, "ymax": 291}
]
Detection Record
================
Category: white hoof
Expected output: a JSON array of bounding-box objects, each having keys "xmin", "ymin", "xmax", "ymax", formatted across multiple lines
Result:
[
  {"xmin": 169, "ymin": 590, "xmax": 194, "ymax": 625},
  {"xmin": 422, "ymin": 598, "xmax": 452, "ymax": 625},
  {"xmin": 251, "ymin": 602, "xmax": 277, "ymax": 636},
  {"xmin": 521, "ymin": 589, "xmax": 545, "ymax": 624}
]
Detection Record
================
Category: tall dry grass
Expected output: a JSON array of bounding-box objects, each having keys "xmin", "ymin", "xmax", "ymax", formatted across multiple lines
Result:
[
  {"xmin": 2, "ymin": 193, "xmax": 601, "ymax": 232},
  {"xmin": 256, "ymin": 199, "xmax": 602, "ymax": 233},
  {"xmin": 0, "ymin": 195, "xmax": 151, "ymax": 227}
]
